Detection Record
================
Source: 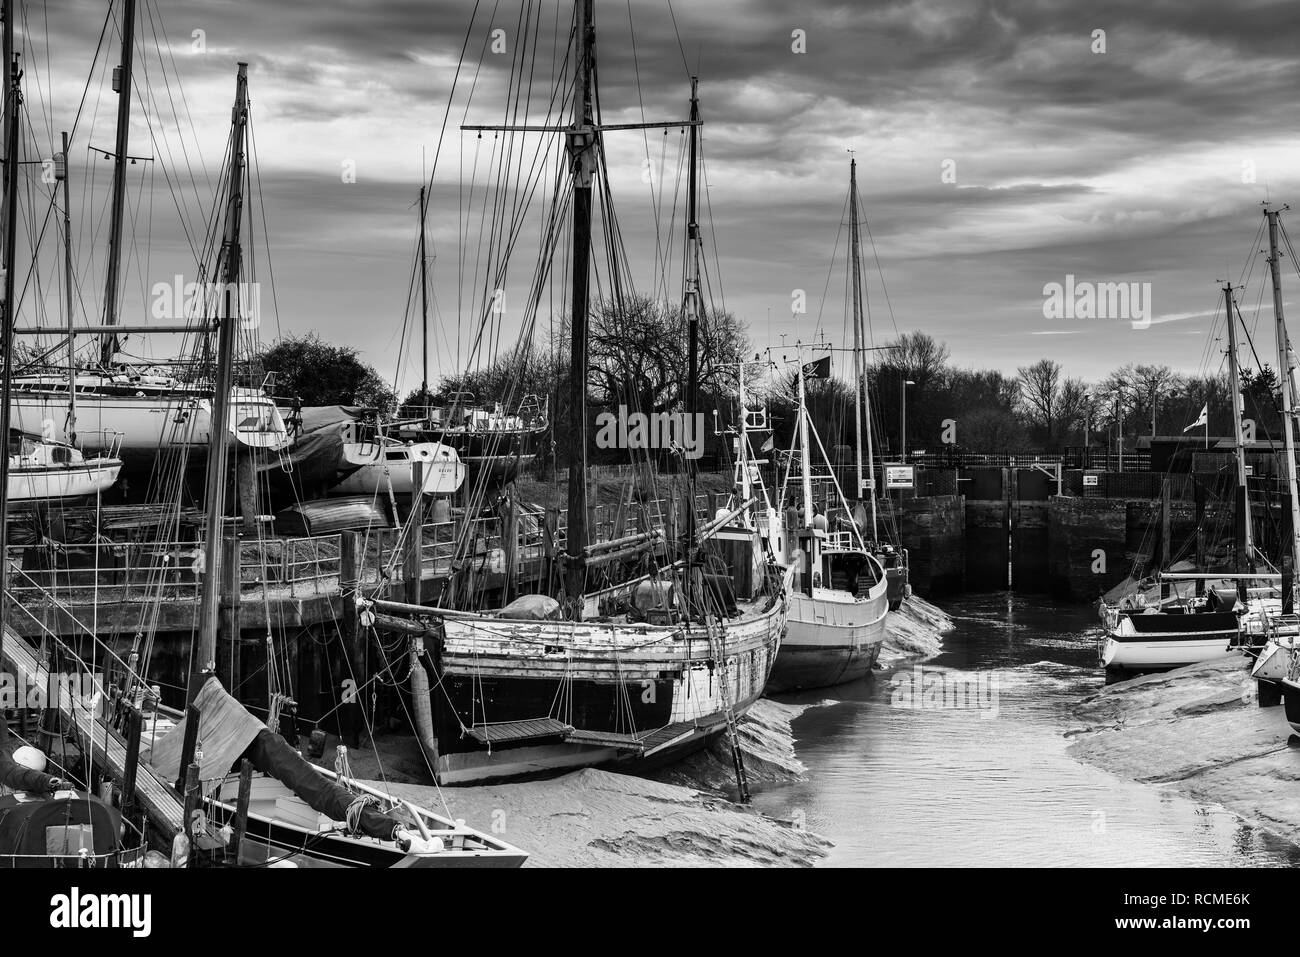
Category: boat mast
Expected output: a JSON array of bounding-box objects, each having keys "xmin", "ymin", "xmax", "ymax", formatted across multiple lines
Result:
[
  {"xmin": 59, "ymin": 131, "xmax": 76, "ymax": 445},
  {"xmin": 1223, "ymin": 282, "xmax": 1253, "ymax": 579},
  {"xmin": 563, "ymin": 0, "xmax": 595, "ymax": 619},
  {"xmin": 848, "ymin": 157, "xmax": 878, "ymax": 540},
  {"xmin": 1266, "ymin": 206, "xmax": 1300, "ymax": 612},
  {"xmin": 189, "ymin": 63, "xmax": 249, "ymax": 701},
  {"xmin": 0, "ymin": 47, "xmax": 20, "ymax": 648},
  {"xmin": 684, "ymin": 76, "xmax": 701, "ymax": 552},
  {"xmin": 100, "ymin": 0, "xmax": 137, "ymax": 367},
  {"xmin": 418, "ymin": 184, "xmax": 429, "ymax": 398},
  {"xmin": 796, "ymin": 347, "xmax": 813, "ymax": 522},
  {"xmin": 737, "ymin": 359, "xmax": 750, "ymax": 502}
]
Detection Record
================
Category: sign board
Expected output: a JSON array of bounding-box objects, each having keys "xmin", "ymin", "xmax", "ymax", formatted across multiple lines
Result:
[
  {"xmin": 859, "ymin": 478, "xmax": 875, "ymax": 493},
  {"xmin": 1245, "ymin": 465, "xmax": 1255, "ymax": 476},
  {"xmin": 884, "ymin": 465, "xmax": 914, "ymax": 490},
  {"xmin": 1083, "ymin": 474, "xmax": 1099, "ymax": 487}
]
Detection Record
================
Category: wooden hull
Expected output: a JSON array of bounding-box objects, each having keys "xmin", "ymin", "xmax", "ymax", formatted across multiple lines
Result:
[
  {"xmin": 209, "ymin": 771, "xmax": 527, "ymax": 868},
  {"xmin": 767, "ymin": 583, "xmax": 889, "ymax": 692},
  {"xmin": 424, "ymin": 583, "xmax": 789, "ymax": 785}
]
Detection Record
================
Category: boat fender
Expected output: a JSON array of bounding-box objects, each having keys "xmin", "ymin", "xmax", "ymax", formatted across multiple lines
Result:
[
  {"xmin": 170, "ymin": 831, "xmax": 190, "ymax": 868},
  {"xmin": 394, "ymin": 827, "xmax": 446, "ymax": 855}
]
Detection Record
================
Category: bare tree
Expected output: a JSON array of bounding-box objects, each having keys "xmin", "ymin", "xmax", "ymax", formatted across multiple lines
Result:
[
  {"xmin": 1132, "ymin": 364, "xmax": 1183, "ymax": 436},
  {"xmin": 1016, "ymin": 358, "xmax": 1062, "ymax": 445}
]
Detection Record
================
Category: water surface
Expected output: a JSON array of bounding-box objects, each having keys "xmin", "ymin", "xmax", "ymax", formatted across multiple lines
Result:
[{"xmin": 753, "ymin": 592, "xmax": 1300, "ymax": 867}]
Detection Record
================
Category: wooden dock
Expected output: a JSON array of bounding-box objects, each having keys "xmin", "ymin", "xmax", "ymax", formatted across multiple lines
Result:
[{"xmin": 0, "ymin": 627, "xmax": 185, "ymax": 836}]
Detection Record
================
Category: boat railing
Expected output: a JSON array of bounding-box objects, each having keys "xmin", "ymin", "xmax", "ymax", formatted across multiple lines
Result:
[
  {"xmin": 1, "ymin": 495, "xmax": 725, "ymax": 612},
  {"xmin": 77, "ymin": 429, "xmax": 125, "ymax": 460},
  {"xmin": 238, "ymin": 534, "xmax": 343, "ymax": 597}
]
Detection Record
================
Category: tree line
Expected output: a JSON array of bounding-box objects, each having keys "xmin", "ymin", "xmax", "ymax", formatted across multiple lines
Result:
[{"xmin": 251, "ymin": 316, "xmax": 1287, "ymax": 458}]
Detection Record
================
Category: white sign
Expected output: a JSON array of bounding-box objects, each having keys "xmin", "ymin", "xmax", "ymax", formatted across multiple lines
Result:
[
  {"xmin": 884, "ymin": 465, "xmax": 914, "ymax": 490},
  {"xmin": 1245, "ymin": 465, "xmax": 1255, "ymax": 476},
  {"xmin": 860, "ymin": 478, "xmax": 875, "ymax": 492},
  {"xmin": 1083, "ymin": 474, "xmax": 1100, "ymax": 487}
]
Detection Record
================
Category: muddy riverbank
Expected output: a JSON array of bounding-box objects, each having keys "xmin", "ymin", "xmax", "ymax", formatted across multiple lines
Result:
[
  {"xmin": 340, "ymin": 594, "xmax": 953, "ymax": 866},
  {"xmin": 1069, "ymin": 655, "xmax": 1300, "ymax": 851}
]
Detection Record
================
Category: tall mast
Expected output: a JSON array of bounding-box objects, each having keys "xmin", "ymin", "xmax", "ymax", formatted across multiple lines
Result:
[
  {"xmin": 59, "ymin": 132, "xmax": 76, "ymax": 445},
  {"xmin": 563, "ymin": 0, "xmax": 595, "ymax": 619},
  {"xmin": 1223, "ymin": 283, "xmax": 1253, "ymax": 576},
  {"xmin": 848, "ymin": 158, "xmax": 877, "ymax": 540},
  {"xmin": 1267, "ymin": 207, "xmax": 1300, "ymax": 610},
  {"xmin": 796, "ymin": 347, "xmax": 813, "ymax": 523},
  {"xmin": 0, "ymin": 51, "xmax": 21, "ymax": 649},
  {"xmin": 100, "ymin": 0, "xmax": 137, "ymax": 366},
  {"xmin": 683, "ymin": 76, "xmax": 700, "ymax": 551},
  {"xmin": 418, "ymin": 184, "xmax": 429, "ymax": 396},
  {"xmin": 1, "ymin": 0, "xmax": 10, "ymax": 142},
  {"xmin": 736, "ymin": 359, "xmax": 750, "ymax": 501},
  {"xmin": 189, "ymin": 63, "xmax": 249, "ymax": 701}
]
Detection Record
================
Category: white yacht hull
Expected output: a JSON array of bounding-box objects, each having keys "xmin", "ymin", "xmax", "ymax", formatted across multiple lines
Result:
[
  {"xmin": 9, "ymin": 460, "xmax": 121, "ymax": 500},
  {"xmin": 332, "ymin": 442, "xmax": 466, "ymax": 496},
  {"xmin": 9, "ymin": 387, "xmax": 286, "ymax": 453}
]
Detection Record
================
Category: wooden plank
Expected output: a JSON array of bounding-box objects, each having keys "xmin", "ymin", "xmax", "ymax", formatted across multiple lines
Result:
[
  {"xmin": 0, "ymin": 627, "xmax": 185, "ymax": 836},
  {"xmin": 465, "ymin": 717, "xmax": 573, "ymax": 744}
]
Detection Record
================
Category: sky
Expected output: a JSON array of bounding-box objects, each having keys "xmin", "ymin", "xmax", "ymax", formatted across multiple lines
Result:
[{"xmin": 14, "ymin": 0, "xmax": 1300, "ymax": 393}]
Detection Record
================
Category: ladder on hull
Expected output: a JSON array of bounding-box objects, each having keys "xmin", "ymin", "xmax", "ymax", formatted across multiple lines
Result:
[{"xmin": 704, "ymin": 617, "xmax": 750, "ymax": 803}]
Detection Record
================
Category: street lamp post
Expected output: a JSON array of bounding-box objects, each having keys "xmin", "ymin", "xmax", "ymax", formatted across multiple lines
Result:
[
  {"xmin": 1082, "ymin": 391, "xmax": 1092, "ymax": 464},
  {"xmin": 901, "ymin": 378, "xmax": 916, "ymax": 461}
]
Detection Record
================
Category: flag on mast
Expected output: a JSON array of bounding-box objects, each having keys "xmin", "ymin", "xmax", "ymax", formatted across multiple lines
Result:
[{"xmin": 1183, "ymin": 404, "xmax": 1207, "ymax": 433}]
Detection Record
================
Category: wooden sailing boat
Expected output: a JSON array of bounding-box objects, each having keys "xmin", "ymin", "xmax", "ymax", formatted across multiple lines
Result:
[
  {"xmin": 365, "ymin": 0, "xmax": 789, "ymax": 787},
  {"xmin": 764, "ymin": 339, "xmax": 890, "ymax": 692},
  {"xmin": 135, "ymin": 63, "xmax": 524, "ymax": 866},
  {"xmin": 2, "ymin": 57, "xmax": 524, "ymax": 867}
]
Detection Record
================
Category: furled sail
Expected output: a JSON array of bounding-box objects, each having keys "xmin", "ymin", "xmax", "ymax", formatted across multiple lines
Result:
[{"xmin": 148, "ymin": 677, "xmax": 399, "ymax": 841}]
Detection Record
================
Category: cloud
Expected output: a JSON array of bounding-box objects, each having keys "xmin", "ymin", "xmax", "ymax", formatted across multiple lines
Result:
[{"xmin": 14, "ymin": 0, "xmax": 1300, "ymax": 389}]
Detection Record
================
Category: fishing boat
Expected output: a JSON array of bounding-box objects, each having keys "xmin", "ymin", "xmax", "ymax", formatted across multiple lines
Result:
[
  {"xmin": 751, "ymin": 346, "xmax": 889, "ymax": 692},
  {"xmin": 7, "ymin": 429, "xmax": 121, "ymax": 500},
  {"xmin": 367, "ymin": 1, "xmax": 789, "ymax": 789}
]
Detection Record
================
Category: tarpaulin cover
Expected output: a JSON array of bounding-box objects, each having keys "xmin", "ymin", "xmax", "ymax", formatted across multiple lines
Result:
[
  {"xmin": 0, "ymin": 793, "xmax": 120, "ymax": 859},
  {"xmin": 256, "ymin": 405, "xmax": 370, "ymax": 493},
  {"xmin": 148, "ymin": 678, "xmax": 398, "ymax": 842},
  {"xmin": 498, "ymin": 594, "xmax": 563, "ymax": 620},
  {"xmin": 146, "ymin": 676, "xmax": 264, "ymax": 784}
]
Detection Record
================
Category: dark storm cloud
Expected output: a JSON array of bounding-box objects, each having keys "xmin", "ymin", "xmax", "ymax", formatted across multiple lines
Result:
[{"xmin": 21, "ymin": 0, "xmax": 1300, "ymax": 384}]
